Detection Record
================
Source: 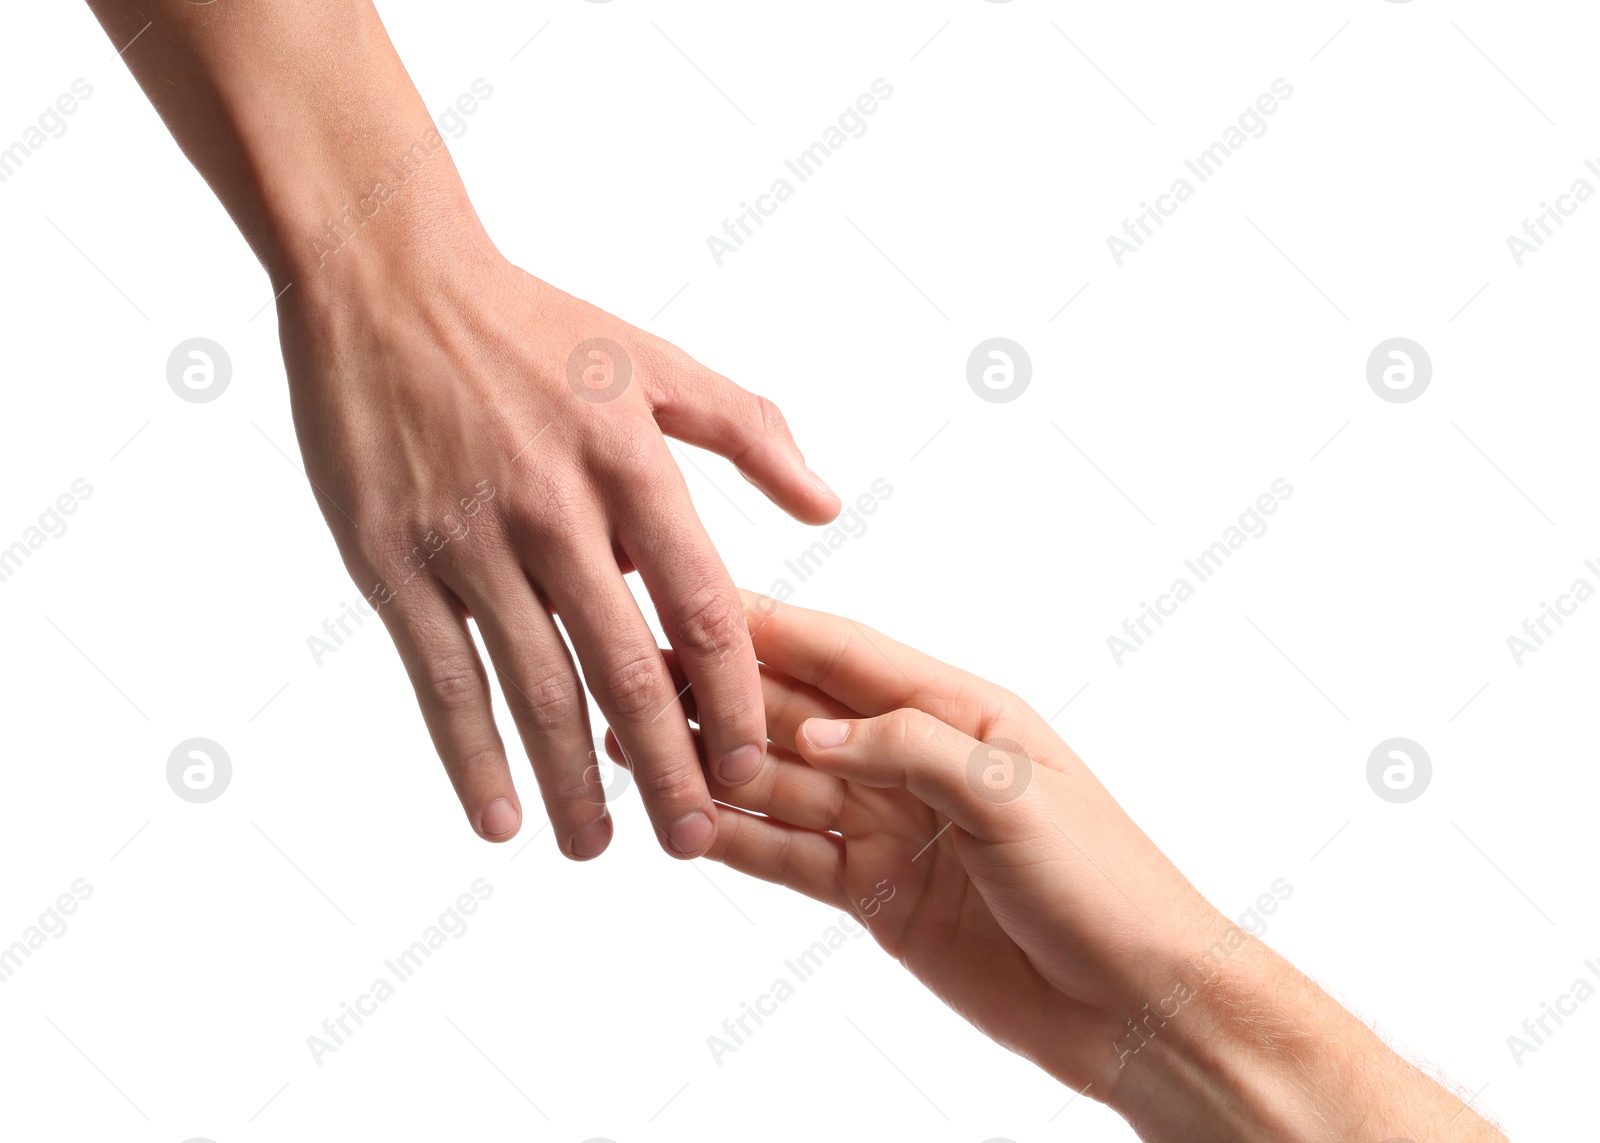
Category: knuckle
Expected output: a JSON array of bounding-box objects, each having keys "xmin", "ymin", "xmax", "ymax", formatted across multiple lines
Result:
[
  {"xmin": 451, "ymin": 745, "xmax": 506, "ymax": 784},
  {"xmin": 635, "ymin": 338, "xmax": 686, "ymax": 392},
  {"xmin": 672, "ymin": 586, "xmax": 746, "ymax": 659},
  {"xmin": 371, "ymin": 520, "xmax": 440, "ymax": 581},
  {"xmin": 366, "ymin": 507, "xmax": 491, "ymax": 584},
  {"xmin": 770, "ymin": 825, "xmax": 797, "ymax": 880},
  {"xmin": 594, "ymin": 418, "xmax": 666, "ymax": 485},
  {"xmin": 811, "ymin": 626, "xmax": 855, "ymax": 688},
  {"xmin": 423, "ymin": 655, "xmax": 486, "ymax": 712},
  {"xmin": 885, "ymin": 707, "xmax": 938, "ymax": 753},
  {"xmin": 752, "ymin": 393, "xmax": 790, "ymax": 439},
  {"xmin": 597, "ymin": 650, "xmax": 669, "ymax": 720},
  {"xmin": 635, "ymin": 754, "xmax": 705, "ymax": 807},
  {"xmin": 512, "ymin": 474, "xmax": 591, "ymax": 549},
  {"xmin": 513, "ymin": 668, "xmax": 581, "ymax": 731},
  {"xmin": 726, "ymin": 393, "xmax": 787, "ymax": 467},
  {"xmin": 988, "ymin": 684, "xmax": 1022, "ymax": 712}
]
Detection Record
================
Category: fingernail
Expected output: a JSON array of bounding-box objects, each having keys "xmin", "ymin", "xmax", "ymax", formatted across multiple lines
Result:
[
  {"xmin": 667, "ymin": 810, "xmax": 714, "ymax": 855},
  {"xmin": 479, "ymin": 797, "xmax": 520, "ymax": 839},
  {"xmin": 803, "ymin": 718, "xmax": 850, "ymax": 749},
  {"xmin": 569, "ymin": 814, "xmax": 612, "ymax": 860},
  {"xmin": 808, "ymin": 468, "xmax": 837, "ymax": 500},
  {"xmin": 717, "ymin": 744, "xmax": 764, "ymax": 785}
]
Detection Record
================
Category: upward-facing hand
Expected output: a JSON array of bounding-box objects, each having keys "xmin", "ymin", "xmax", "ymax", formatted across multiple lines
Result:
[
  {"xmin": 637, "ymin": 593, "xmax": 1505, "ymax": 1143},
  {"xmin": 667, "ymin": 592, "xmax": 1210, "ymax": 1094}
]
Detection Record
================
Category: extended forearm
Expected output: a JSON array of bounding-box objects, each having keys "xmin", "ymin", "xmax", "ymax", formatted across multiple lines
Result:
[
  {"xmin": 1108, "ymin": 936, "xmax": 1505, "ymax": 1143},
  {"xmin": 83, "ymin": 0, "xmax": 479, "ymax": 286}
]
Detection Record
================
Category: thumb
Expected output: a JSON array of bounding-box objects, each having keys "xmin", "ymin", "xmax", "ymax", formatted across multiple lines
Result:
[
  {"xmin": 650, "ymin": 367, "xmax": 840, "ymax": 526},
  {"xmin": 796, "ymin": 709, "xmax": 1040, "ymax": 841}
]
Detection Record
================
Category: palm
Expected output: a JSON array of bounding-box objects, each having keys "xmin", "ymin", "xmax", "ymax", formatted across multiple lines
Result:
[
  {"xmin": 702, "ymin": 607, "xmax": 1177, "ymax": 1088},
  {"xmin": 830, "ymin": 781, "xmax": 1109, "ymax": 1081}
]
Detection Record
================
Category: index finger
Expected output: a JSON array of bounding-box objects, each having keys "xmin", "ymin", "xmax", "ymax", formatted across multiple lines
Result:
[{"xmin": 738, "ymin": 590, "xmax": 1003, "ymax": 736}]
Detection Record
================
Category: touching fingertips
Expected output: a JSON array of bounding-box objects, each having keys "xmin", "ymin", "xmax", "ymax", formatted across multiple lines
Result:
[
  {"xmin": 478, "ymin": 796, "xmax": 521, "ymax": 840},
  {"xmin": 801, "ymin": 718, "xmax": 850, "ymax": 750},
  {"xmin": 717, "ymin": 743, "xmax": 764, "ymax": 785},
  {"xmin": 569, "ymin": 813, "xmax": 612, "ymax": 860},
  {"xmin": 666, "ymin": 810, "xmax": 714, "ymax": 856}
]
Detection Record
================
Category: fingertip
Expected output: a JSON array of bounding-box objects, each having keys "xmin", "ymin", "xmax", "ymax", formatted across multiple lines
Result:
[
  {"xmin": 663, "ymin": 809, "xmax": 716, "ymax": 859},
  {"xmin": 799, "ymin": 717, "xmax": 850, "ymax": 752},
  {"xmin": 803, "ymin": 466, "xmax": 842, "ymax": 515},
  {"xmin": 568, "ymin": 813, "xmax": 613, "ymax": 861},
  {"xmin": 792, "ymin": 467, "xmax": 842, "ymax": 525},
  {"xmin": 477, "ymin": 796, "xmax": 522, "ymax": 842},
  {"xmin": 806, "ymin": 467, "xmax": 836, "ymax": 500},
  {"xmin": 716, "ymin": 743, "xmax": 765, "ymax": 785},
  {"xmin": 741, "ymin": 463, "xmax": 840, "ymax": 526}
]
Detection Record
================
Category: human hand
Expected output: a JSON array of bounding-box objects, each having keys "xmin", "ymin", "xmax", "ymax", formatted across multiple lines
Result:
[
  {"xmin": 281, "ymin": 236, "xmax": 838, "ymax": 858},
  {"xmin": 85, "ymin": 0, "xmax": 839, "ymax": 860},
  {"xmin": 659, "ymin": 591, "xmax": 1206, "ymax": 1095},
  {"xmin": 640, "ymin": 593, "xmax": 1504, "ymax": 1143}
]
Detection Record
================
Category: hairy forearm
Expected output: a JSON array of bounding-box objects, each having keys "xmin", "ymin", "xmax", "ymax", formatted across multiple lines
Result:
[
  {"xmin": 1106, "ymin": 933, "xmax": 1505, "ymax": 1143},
  {"xmin": 83, "ymin": 0, "xmax": 480, "ymax": 287}
]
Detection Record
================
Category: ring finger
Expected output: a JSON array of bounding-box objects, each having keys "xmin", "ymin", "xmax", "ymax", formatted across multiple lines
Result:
[{"xmin": 449, "ymin": 566, "xmax": 611, "ymax": 860}]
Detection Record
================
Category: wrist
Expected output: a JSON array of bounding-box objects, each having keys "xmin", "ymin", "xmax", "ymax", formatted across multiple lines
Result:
[
  {"xmin": 118, "ymin": 1, "xmax": 487, "ymax": 290},
  {"xmin": 1103, "ymin": 928, "xmax": 1338, "ymax": 1143},
  {"xmin": 268, "ymin": 163, "xmax": 490, "ymax": 316},
  {"xmin": 1101, "ymin": 925, "xmax": 1504, "ymax": 1143},
  {"xmin": 258, "ymin": 100, "xmax": 490, "ymax": 284},
  {"xmin": 254, "ymin": 120, "xmax": 488, "ymax": 298}
]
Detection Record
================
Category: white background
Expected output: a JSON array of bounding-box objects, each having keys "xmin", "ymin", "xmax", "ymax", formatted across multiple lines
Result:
[{"xmin": 1, "ymin": 1, "xmax": 1596, "ymax": 1139}]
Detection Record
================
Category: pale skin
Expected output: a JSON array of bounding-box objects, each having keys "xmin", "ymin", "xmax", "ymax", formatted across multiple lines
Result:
[
  {"xmin": 84, "ymin": 0, "xmax": 840, "ymax": 858},
  {"xmin": 603, "ymin": 593, "xmax": 1509, "ymax": 1142}
]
